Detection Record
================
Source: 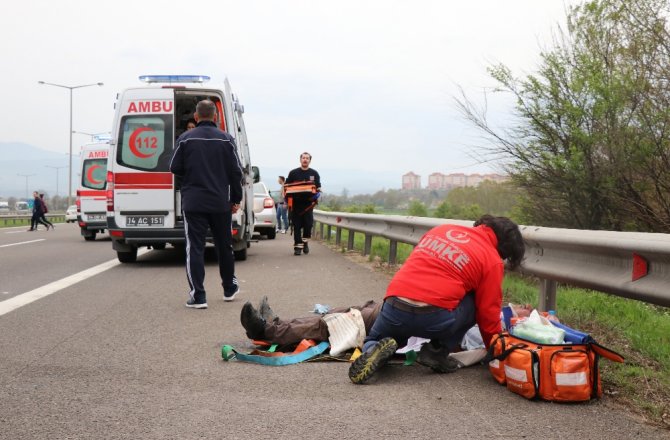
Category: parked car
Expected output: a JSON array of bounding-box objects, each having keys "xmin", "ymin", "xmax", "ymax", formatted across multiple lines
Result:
[
  {"xmin": 253, "ymin": 182, "xmax": 277, "ymax": 239},
  {"xmin": 65, "ymin": 205, "xmax": 78, "ymax": 223}
]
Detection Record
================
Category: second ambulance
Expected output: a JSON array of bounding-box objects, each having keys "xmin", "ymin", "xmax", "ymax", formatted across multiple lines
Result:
[{"xmin": 77, "ymin": 142, "xmax": 109, "ymax": 241}]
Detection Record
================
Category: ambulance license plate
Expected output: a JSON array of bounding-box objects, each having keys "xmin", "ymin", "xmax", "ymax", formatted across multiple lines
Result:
[
  {"xmin": 125, "ymin": 216, "xmax": 164, "ymax": 227},
  {"xmin": 88, "ymin": 214, "xmax": 106, "ymax": 222}
]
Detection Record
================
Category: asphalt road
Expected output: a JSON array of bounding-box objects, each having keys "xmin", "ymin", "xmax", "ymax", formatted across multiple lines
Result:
[{"xmin": 0, "ymin": 223, "xmax": 668, "ymax": 439}]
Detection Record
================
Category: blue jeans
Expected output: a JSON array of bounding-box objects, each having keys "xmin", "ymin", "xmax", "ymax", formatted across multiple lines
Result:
[
  {"xmin": 363, "ymin": 293, "xmax": 476, "ymax": 353},
  {"xmin": 276, "ymin": 203, "xmax": 288, "ymax": 230}
]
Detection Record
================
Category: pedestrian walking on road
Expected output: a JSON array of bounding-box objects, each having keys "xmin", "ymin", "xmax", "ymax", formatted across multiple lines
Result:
[
  {"xmin": 170, "ymin": 99, "xmax": 244, "ymax": 309},
  {"xmin": 28, "ymin": 191, "xmax": 51, "ymax": 231},
  {"xmin": 285, "ymin": 152, "xmax": 321, "ymax": 255},
  {"xmin": 38, "ymin": 194, "xmax": 54, "ymax": 231},
  {"xmin": 274, "ymin": 176, "xmax": 288, "ymax": 233}
]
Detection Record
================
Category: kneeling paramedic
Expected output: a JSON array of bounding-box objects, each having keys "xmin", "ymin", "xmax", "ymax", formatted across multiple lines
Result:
[{"xmin": 348, "ymin": 215, "xmax": 525, "ymax": 384}]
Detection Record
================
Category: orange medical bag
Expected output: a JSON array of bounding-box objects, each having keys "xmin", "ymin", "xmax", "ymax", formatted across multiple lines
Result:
[{"xmin": 488, "ymin": 332, "xmax": 624, "ymax": 402}]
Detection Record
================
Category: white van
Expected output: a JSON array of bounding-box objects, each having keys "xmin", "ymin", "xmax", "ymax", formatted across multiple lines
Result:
[
  {"xmin": 106, "ymin": 75, "xmax": 258, "ymax": 263},
  {"xmin": 15, "ymin": 201, "xmax": 30, "ymax": 213},
  {"xmin": 77, "ymin": 142, "xmax": 109, "ymax": 241}
]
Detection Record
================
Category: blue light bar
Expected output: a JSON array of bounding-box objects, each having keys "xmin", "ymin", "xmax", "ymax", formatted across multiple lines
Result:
[
  {"xmin": 92, "ymin": 133, "xmax": 112, "ymax": 142},
  {"xmin": 138, "ymin": 75, "xmax": 211, "ymax": 84}
]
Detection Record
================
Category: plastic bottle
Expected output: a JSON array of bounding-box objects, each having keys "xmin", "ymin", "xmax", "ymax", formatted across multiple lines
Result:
[{"xmin": 546, "ymin": 310, "xmax": 560, "ymax": 323}]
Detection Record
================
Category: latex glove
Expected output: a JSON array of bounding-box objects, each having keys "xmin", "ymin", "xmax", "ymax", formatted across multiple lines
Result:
[{"xmin": 311, "ymin": 192, "xmax": 321, "ymax": 201}]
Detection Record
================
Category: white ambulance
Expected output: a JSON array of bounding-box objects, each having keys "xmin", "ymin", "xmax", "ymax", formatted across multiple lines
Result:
[
  {"xmin": 77, "ymin": 142, "xmax": 109, "ymax": 241},
  {"xmin": 106, "ymin": 75, "xmax": 258, "ymax": 263}
]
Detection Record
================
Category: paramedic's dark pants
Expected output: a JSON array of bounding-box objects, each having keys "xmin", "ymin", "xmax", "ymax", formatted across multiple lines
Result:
[
  {"xmin": 263, "ymin": 300, "xmax": 381, "ymax": 346},
  {"xmin": 183, "ymin": 211, "xmax": 235, "ymax": 302},
  {"xmin": 363, "ymin": 293, "xmax": 476, "ymax": 353},
  {"xmin": 292, "ymin": 207, "xmax": 313, "ymax": 246}
]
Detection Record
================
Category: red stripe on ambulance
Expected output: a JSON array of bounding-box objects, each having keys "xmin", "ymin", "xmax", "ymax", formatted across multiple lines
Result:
[
  {"xmin": 114, "ymin": 172, "xmax": 173, "ymax": 190},
  {"xmin": 79, "ymin": 190, "xmax": 107, "ymax": 197}
]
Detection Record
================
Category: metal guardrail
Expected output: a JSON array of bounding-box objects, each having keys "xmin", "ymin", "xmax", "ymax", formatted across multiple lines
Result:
[{"xmin": 313, "ymin": 210, "xmax": 670, "ymax": 310}]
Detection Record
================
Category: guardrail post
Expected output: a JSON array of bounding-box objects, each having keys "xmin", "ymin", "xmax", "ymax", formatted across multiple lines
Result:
[
  {"xmin": 327, "ymin": 225, "xmax": 332, "ymax": 242},
  {"xmin": 335, "ymin": 227, "xmax": 342, "ymax": 246},
  {"xmin": 364, "ymin": 234, "xmax": 372, "ymax": 256},
  {"xmin": 538, "ymin": 279, "xmax": 557, "ymax": 312},
  {"xmin": 319, "ymin": 223, "xmax": 324, "ymax": 240},
  {"xmin": 347, "ymin": 230, "xmax": 355, "ymax": 250},
  {"xmin": 389, "ymin": 240, "xmax": 398, "ymax": 265}
]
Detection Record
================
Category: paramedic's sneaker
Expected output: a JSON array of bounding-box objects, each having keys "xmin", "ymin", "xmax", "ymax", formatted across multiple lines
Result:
[
  {"xmin": 302, "ymin": 242, "xmax": 309, "ymax": 254},
  {"xmin": 240, "ymin": 302, "xmax": 266, "ymax": 339},
  {"xmin": 258, "ymin": 296, "xmax": 277, "ymax": 322},
  {"xmin": 293, "ymin": 247, "xmax": 302, "ymax": 256},
  {"xmin": 185, "ymin": 298, "xmax": 208, "ymax": 309},
  {"xmin": 416, "ymin": 343, "xmax": 459, "ymax": 373},
  {"xmin": 348, "ymin": 337, "xmax": 398, "ymax": 384},
  {"xmin": 223, "ymin": 284, "xmax": 240, "ymax": 302}
]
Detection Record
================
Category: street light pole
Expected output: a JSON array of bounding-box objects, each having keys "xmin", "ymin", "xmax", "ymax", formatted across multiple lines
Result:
[
  {"xmin": 17, "ymin": 173, "xmax": 36, "ymax": 199},
  {"xmin": 45, "ymin": 165, "xmax": 67, "ymax": 197},
  {"xmin": 38, "ymin": 81, "xmax": 104, "ymax": 207}
]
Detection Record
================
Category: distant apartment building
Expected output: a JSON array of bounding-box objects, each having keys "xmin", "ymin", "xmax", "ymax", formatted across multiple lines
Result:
[
  {"xmin": 481, "ymin": 173, "xmax": 509, "ymax": 184},
  {"xmin": 402, "ymin": 172, "xmax": 422, "ymax": 190},
  {"xmin": 467, "ymin": 173, "xmax": 485, "ymax": 187},
  {"xmin": 444, "ymin": 173, "xmax": 467, "ymax": 188},
  {"xmin": 406, "ymin": 171, "xmax": 508, "ymax": 189},
  {"xmin": 427, "ymin": 172, "xmax": 445, "ymax": 189}
]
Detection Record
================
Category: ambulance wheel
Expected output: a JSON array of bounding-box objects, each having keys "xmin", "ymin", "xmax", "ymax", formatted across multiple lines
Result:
[
  {"xmin": 117, "ymin": 249, "xmax": 138, "ymax": 263},
  {"xmin": 84, "ymin": 232, "xmax": 96, "ymax": 241},
  {"xmin": 267, "ymin": 229, "xmax": 276, "ymax": 239},
  {"xmin": 234, "ymin": 247, "xmax": 247, "ymax": 261}
]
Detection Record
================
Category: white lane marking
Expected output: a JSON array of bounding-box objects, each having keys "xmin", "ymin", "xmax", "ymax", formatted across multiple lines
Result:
[
  {"xmin": 0, "ymin": 248, "xmax": 150, "ymax": 317},
  {"xmin": 0, "ymin": 239, "xmax": 46, "ymax": 248}
]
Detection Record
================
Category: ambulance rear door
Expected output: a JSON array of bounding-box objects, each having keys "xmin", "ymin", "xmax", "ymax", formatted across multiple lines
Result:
[
  {"xmin": 79, "ymin": 143, "xmax": 109, "ymax": 223},
  {"xmin": 111, "ymin": 88, "xmax": 176, "ymax": 229}
]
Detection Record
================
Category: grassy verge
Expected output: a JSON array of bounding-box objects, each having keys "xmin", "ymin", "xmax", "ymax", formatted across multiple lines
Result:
[
  {"xmin": 0, "ymin": 218, "xmax": 32, "ymax": 228},
  {"xmin": 320, "ymin": 225, "xmax": 670, "ymax": 428}
]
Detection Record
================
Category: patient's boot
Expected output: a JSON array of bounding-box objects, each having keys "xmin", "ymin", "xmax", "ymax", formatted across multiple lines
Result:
[
  {"xmin": 258, "ymin": 296, "xmax": 277, "ymax": 322},
  {"xmin": 240, "ymin": 302, "xmax": 266, "ymax": 340},
  {"xmin": 416, "ymin": 342, "xmax": 459, "ymax": 373}
]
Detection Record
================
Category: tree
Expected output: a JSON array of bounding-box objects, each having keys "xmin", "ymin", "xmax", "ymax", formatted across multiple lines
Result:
[
  {"xmin": 407, "ymin": 200, "xmax": 428, "ymax": 217},
  {"xmin": 433, "ymin": 201, "xmax": 453, "ymax": 219},
  {"xmin": 456, "ymin": 0, "xmax": 670, "ymax": 231}
]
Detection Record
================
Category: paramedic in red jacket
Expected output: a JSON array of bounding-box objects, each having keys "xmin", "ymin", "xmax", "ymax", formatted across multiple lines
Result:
[{"xmin": 349, "ymin": 215, "xmax": 525, "ymax": 384}]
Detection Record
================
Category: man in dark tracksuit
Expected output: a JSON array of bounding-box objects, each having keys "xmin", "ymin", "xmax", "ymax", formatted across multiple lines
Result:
[
  {"xmin": 170, "ymin": 99, "xmax": 244, "ymax": 309},
  {"xmin": 285, "ymin": 152, "xmax": 321, "ymax": 255}
]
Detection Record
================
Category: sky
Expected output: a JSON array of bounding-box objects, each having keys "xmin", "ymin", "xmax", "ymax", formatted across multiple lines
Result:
[{"xmin": 0, "ymin": 0, "xmax": 578, "ymax": 195}]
